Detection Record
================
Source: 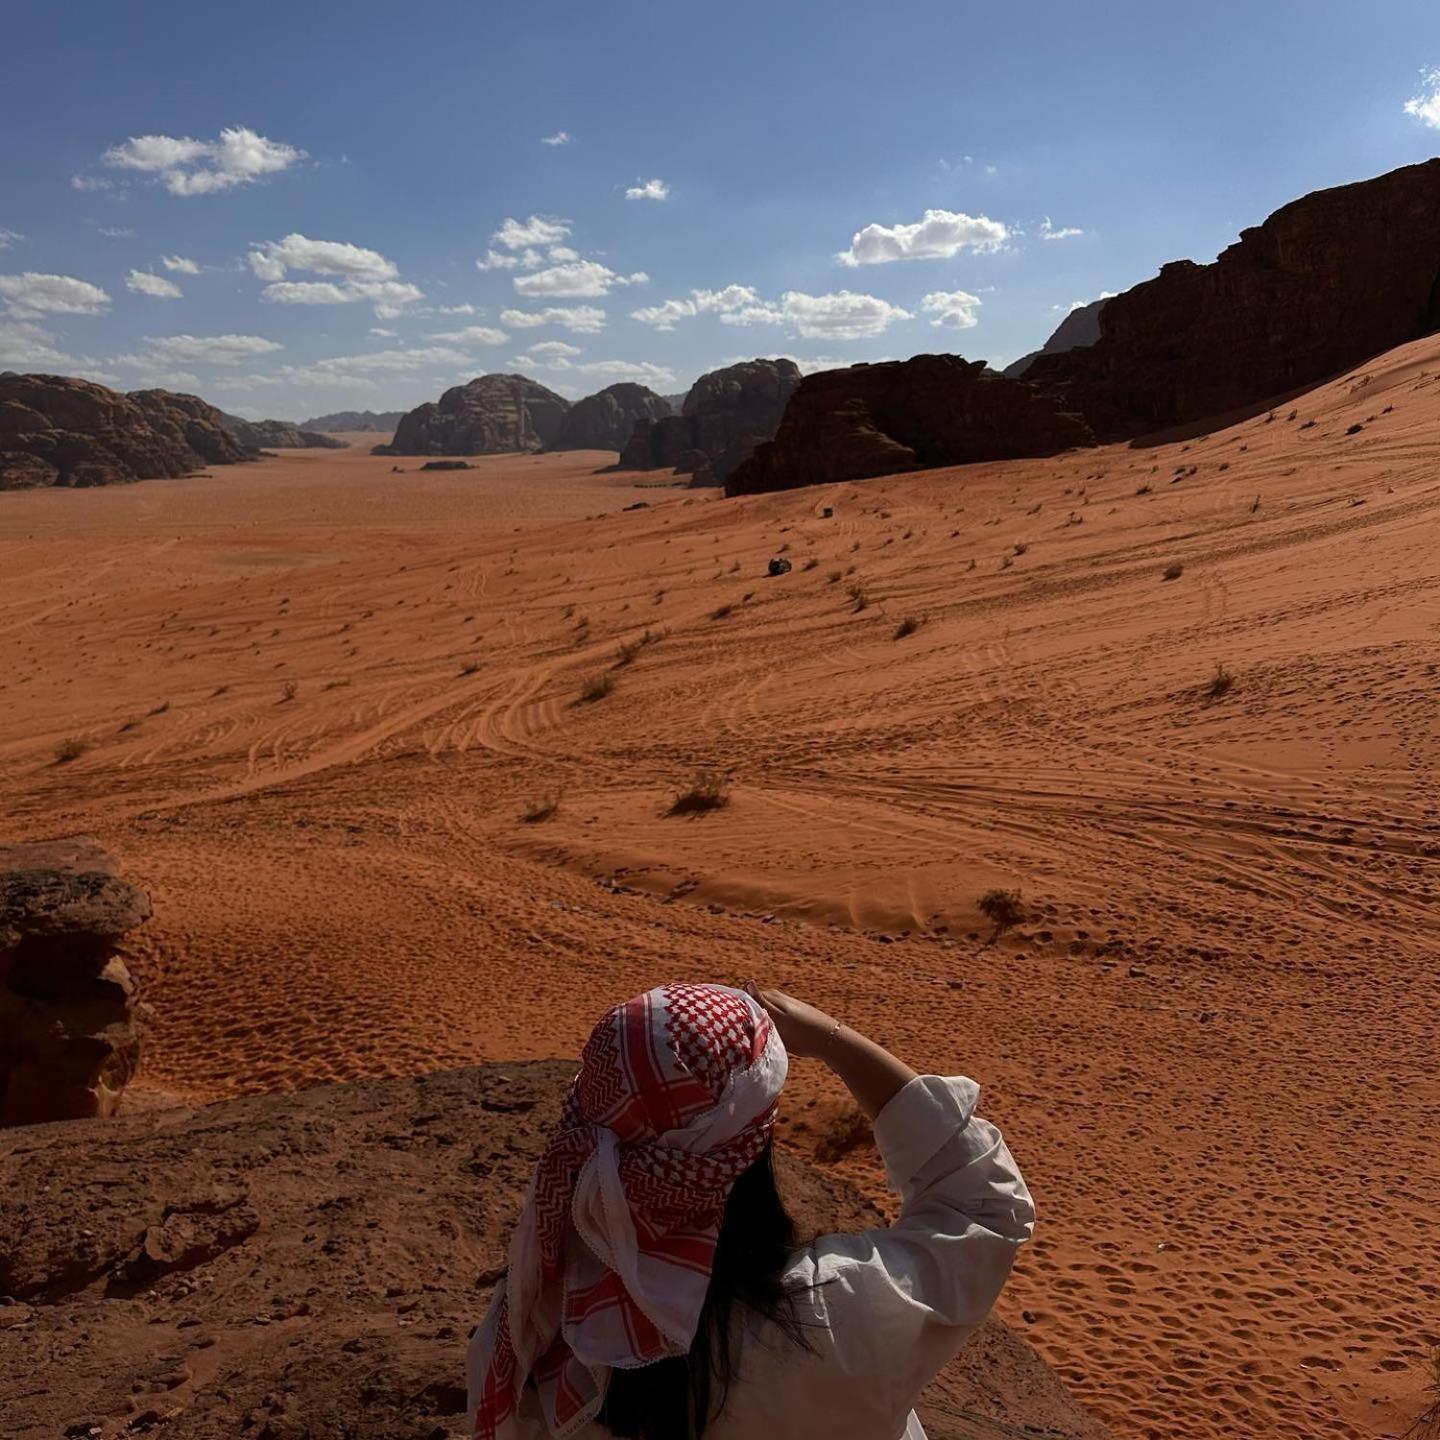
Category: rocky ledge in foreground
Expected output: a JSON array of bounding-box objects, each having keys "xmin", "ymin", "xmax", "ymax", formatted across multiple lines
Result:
[
  {"xmin": 0, "ymin": 836, "xmax": 150, "ymax": 1126},
  {"xmin": 0, "ymin": 374, "xmax": 256, "ymax": 490},
  {"xmin": 727, "ymin": 355, "xmax": 1094, "ymax": 497},
  {"xmin": 0, "ymin": 1061, "xmax": 1109, "ymax": 1440}
]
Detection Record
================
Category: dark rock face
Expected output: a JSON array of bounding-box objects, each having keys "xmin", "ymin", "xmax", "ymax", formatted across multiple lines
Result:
[
  {"xmin": 218, "ymin": 413, "xmax": 347, "ymax": 450},
  {"xmin": 0, "ymin": 374, "xmax": 256, "ymax": 489},
  {"xmin": 1030, "ymin": 158, "xmax": 1440, "ymax": 437},
  {"xmin": 616, "ymin": 358, "xmax": 801, "ymax": 483},
  {"xmin": 0, "ymin": 1060, "xmax": 1109, "ymax": 1440},
  {"xmin": 298, "ymin": 409, "xmax": 405, "ymax": 432},
  {"xmin": 549, "ymin": 383, "xmax": 671, "ymax": 452},
  {"xmin": 1003, "ymin": 296, "xmax": 1110, "ymax": 378},
  {"xmin": 375, "ymin": 375, "xmax": 570, "ymax": 456},
  {"xmin": 727, "ymin": 356, "xmax": 1094, "ymax": 496},
  {"xmin": 0, "ymin": 837, "xmax": 150, "ymax": 1126}
]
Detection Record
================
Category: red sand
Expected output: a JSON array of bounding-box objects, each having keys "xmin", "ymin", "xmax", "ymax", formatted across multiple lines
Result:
[{"xmin": 3, "ymin": 344, "xmax": 1439, "ymax": 1440}]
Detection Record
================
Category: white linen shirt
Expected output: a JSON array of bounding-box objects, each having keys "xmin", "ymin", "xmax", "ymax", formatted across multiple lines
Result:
[{"xmin": 467, "ymin": 1074, "xmax": 1034, "ymax": 1440}]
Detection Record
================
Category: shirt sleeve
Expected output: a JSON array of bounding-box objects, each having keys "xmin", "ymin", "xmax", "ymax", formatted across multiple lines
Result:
[{"xmin": 794, "ymin": 1074, "xmax": 1034, "ymax": 1426}]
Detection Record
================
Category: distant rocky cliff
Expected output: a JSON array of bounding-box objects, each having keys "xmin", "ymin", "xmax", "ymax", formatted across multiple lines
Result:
[
  {"xmin": 1003, "ymin": 296, "xmax": 1109, "ymax": 379},
  {"xmin": 0, "ymin": 374, "xmax": 255, "ymax": 490},
  {"xmin": 375, "ymin": 375, "xmax": 570, "ymax": 456},
  {"xmin": 298, "ymin": 409, "xmax": 405, "ymax": 433},
  {"xmin": 218, "ymin": 413, "xmax": 347, "ymax": 450},
  {"xmin": 728, "ymin": 356, "xmax": 1093, "ymax": 497},
  {"xmin": 0, "ymin": 1060, "xmax": 1110, "ymax": 1440},
  {"xmin": 548, "ymin": 382, "xmax": 671, "ymax": 452},
  {"xmin": 617, "ymin": 358, "xmax": 801, "ymax": 484}
]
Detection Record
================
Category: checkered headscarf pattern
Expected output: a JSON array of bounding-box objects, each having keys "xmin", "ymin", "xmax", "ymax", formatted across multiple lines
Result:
[{"xmin": 470, "ymin": 984, "xmax": 787, "ymax": 1440}]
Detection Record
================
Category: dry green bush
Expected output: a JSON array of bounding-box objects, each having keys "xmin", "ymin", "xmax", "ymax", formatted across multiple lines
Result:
[
  {"xmin": 1207, "ymin": 662, "xmax": 1234, "ymax": 699},
  {"xmin": 578, "ymin": 673, "xmax": 615, "ymax": 704},
  {"xmin": 669, "ymin": 770, "xmax": 730, "ymax": 815},
  {"xmin": 521, "ymin": 790, "xmax": 562, "ymax": 824},
  {"xmin": 53, "ymin": 737, "xmax": 88, "ymax": 765},
  {"xmin": 978, "ymin": 887, "xmax": 1025, "ymax": 931},
  {"xmin": 893, "ymin": 615, "xmax": 921, "ymax": 640}
]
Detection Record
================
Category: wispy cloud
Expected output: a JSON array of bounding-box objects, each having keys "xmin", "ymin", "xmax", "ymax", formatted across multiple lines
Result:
[
  {"xmin": 541, "ymin": 131, "xmax": 571, "ymax": 147},
  {"xmin": 162, "ymin": 255, "xmax": 200, "ymax": 274},
  {"xmin": 99, "ymin": 126, "xmax": 304, "ymax": 196},
  {"xmin": 248, "ymin": 233, "xmax": 422, "ymax": 317},
  {"xmin": 625, "ymin": 178, "xmax": 669, "ymax": 201},
  {"xmin": 0, "ymin": 272, "xmax": 110, "ymax": 317},
  {"xmin": 1039, "ymin": 217, "xmax": 1084, "ymax": 241},
  {"xmin": 1405, "ymin": 68, "xmax": 1440, "ymax": 128},
  {"xmin": 126, "ymin": 269, "xmax": 183, "ymax": 300},
  {"xmin": 500, "ymin": 305, "xmax": 607, "ymax": 334}
]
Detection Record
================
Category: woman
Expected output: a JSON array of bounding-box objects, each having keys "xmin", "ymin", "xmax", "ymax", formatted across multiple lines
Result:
[{"xmin": 467, "ymin": 981, "xmax": 1033, "ymax": 1440}]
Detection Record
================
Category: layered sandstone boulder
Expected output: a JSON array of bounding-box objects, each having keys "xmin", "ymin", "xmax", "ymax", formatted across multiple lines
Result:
[
  {"xmin": 617, "ymin": 358, "xmax": 801, "ymax": 483},
  {"xmin": 0, "ymin": 374, "xmax": 255, "ymax": 489},
  {"xmin": 218, "ymin": 413, "xmax": 347, "ymax": 449},
  {"xmin": 0, "ymin": 837, "xmax": 150, "ymax": 1126},
  {"xmin": 375, "ymin": 374, "xmax": 571, "ymax": 456},
  {"xmin": 0, "ymin": 1060, "xmax": 1110, "ymax": 1440},
  {"xmin": 727, "ymin": 355, "xmax": 1094, "ymax": 496},
  {"xmin": 1030, "ymin": 158, "xmax": 1440, "ymax": 436},
  {"xmin": 548, "ymin": 382, "xmax": 671, "ymax": 452}
]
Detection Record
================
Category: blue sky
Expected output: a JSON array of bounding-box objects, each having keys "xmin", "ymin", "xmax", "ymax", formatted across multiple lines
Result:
[{"xmin": 3, "ymin": 0, "xmax": 1440, "ymax": 419}]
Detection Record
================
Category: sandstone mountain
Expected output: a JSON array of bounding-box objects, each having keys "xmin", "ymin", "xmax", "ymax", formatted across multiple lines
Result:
[
  {"xmin": 217, "ymin": 413, "xmax": 347, "ymax": 450},
  {"xmin": 298, "ymin": 409, "xmax": 405, "ymax": 432},
  {"xmin": 548, "ymin": 382, "xmax": 671, "ymax": 452},
  {"xmin": 1002, "ymin": 296, "xmax": 1110, "ymax": 378},
  {"xmin": 727, "ymin": 356, "xmax": 1094, "ymax": 497},
  {"xmin": 0, "ymin": 1060, "xmax": 1110, "ymax": 1440},
  {"xmin": 616, "ymin": 358, "xmax": 801, "ymax": 484},
  {"xmin": 375, "ymin": 375, "xmax": 570, "ymax": 457},
  {"xmin": 0, "ymin": 374, "xmax": 255, "ymax": 490}
]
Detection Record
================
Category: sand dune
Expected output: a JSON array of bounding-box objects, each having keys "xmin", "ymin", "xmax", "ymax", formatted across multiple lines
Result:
[{"xmin": 4, "ymin": 335, "xmax": 1440, "ymax": 1440}]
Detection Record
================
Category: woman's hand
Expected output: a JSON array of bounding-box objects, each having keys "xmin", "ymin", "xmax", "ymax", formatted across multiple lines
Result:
[{"xmin": 744, "ymin": 983, "xmax": 839, "ymax": 1059}]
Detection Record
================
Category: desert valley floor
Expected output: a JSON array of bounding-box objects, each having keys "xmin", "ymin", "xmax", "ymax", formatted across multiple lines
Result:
[{"xmin": 5, "ymin": 341, "xmax": 1440, "ymax": 1440}]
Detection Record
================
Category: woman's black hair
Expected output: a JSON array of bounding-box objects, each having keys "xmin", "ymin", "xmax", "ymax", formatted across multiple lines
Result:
[{"xmin": 595, "ymin": 1141, "xmax": 813, "ymax": 1439}]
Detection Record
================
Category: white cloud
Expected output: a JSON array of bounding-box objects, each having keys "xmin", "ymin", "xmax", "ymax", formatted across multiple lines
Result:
[
  {"xmin": 493, "ymin": 215, "xmax": 572, "ymax": 250},
  {"xmin": 129, "ymin": 333, "xmax": 284, "ymax": 366},
  {"xmin": 161, "ymin": 254, "xmax": 200, "ymax": 274},
  {"xmin": 238, "ymin": 344, "xmax": 477, "ymax": 391},
  {"xmin": 514, "ymin": 261, "xmax": 646, "ymax": 297},
  {"xmin": 528, "ymin": 340, "xmax": 582, "ymax": 357},
  {"xmin": 259, "ymin": 280, "xmax": 352, "ymax": 304},
  {"xmin": 921, "ymin": 289, "xmax": 982, "ymax": 329},
  {"xmin": 428, "ymin": 324, "xmax": 509, "ymax": 345},
  {"xmin": 476, "ymin": 249, "xmax": 520, "ymax": 271},
  {"xmin": 837, "ymin": 208, "xmax": 1008, "ymax": 266},
  {"xmin": 719, "ymin": 352, "xmax": 855, "ymax": 377},
  {"xmin": 722, "ymin": 289, "xmax": 912, "ymax": 340},
  {"xmin": 501, "ymin": 305, "xmax": 607, "ymax": 334},
  {"xmin": 631, "ymin": 285, "xmax": 761, "ymax": 330},
  {"xmin": 436, "ymin": 304, "xmax": 477, "ymax": 315},
  {"xmin": 70, "ymin": 174, "xmax": 114, "ymax": 192},
  {"xmin": 520, "ymin": 350, "xmax": 676, "ymax": 387},
  {"xmin": 102, "ymin": 126, "xmax": 304, "ymax": 195},
  {"xmin": 548, "ymin": 245, "xmax": 579, "ymax": 262},
  {"xmin": 126, "ymin": 269, "xmax": 183, "ymax": 300},
  {"xmin": 1060, "ymin": 290, "xmax": 1118, "ymax": 313},
  {"xmin": 541, "ymin": 131, "xmax": 571, "ymax": 147},
  {"xmin": 0, "ymin": 318, "xmax": 77, "ymax": 368},
  {"xmin": 370, "ymin": 326, "xmax": 397, "ymax": 337},
  {"xmin": 0, "ymin": 272, "xmax": 110, "ymax": 317},
  {"xmin": 1039, "ymin": 217, "xmax": 1084, "ymax": 241},
  {"xmin": 97, "ymin": 226, "xmax": 136, "ymax": 239},
  {"xmin": 625, "ymin": 178, "xmax": 670, "ymax": 201},
  {"xmin": 1405, "ymin": 68, "xmax": 1440, "ymax": 128},
  {"xmin": 0, "ymin": 229, "xmax": 20, "ymax": 251},
  {"xmin": 248, "ymin": 234, "xmax": 398, "ymax": 281}
]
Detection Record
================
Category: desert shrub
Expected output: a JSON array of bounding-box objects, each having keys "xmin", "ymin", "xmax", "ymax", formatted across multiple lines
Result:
[
  {"xmin": 614, "ymin": 639, "xmax": 640, "ymax": 668},
  {"xmin": 521, "ymin": 790, "xmax": 562, "ymax": 824},
  {"xmin": 1135, "ymin": 482, "xmax": 1153, "ymax": 496},
  {"xmin": 1163, "ymin": 561, "xmax": 1184, "ymax": 581},
  {"xmin": 803, "ymin": 556, "xmax": 819, "ymax": 571},
  {"xmin": 148, "ymin": 700, "xmax": 170, "ymax": 716},
  {"xmin": 1345, "ymin": 422, "xmax": 1364, "ymax": 436},
  {"xmin": 53, "ymin": 737, "xmax": 88, "ymax": 764},
  {"xmin": 280, "ymin": 680, "xmax": 298, "ymax": 703},
  {"xmin": 1207, "ymin": 662, "xmax": 1234, "ymax": 699},
  {"xmin": 846, "ymin": 581, "xmax": 870, "ymax": 611},
  {"xmin": 710, "ymin": 602, "xmax": 735, "ymax": 620},
  {"xmin": 978, "ymin": 887, "xmax": 1025, "ymax": 931},
  {"xmin": 322, "ymin": 677, "xmax": 351, "ymax": 690},
  {"xmin": 459, "ymin": 657, "xmax": 481, "ymax": 675},
  {"xmin": 827, "ymin": 569, "xmax": 842, "ymax": 584},
  {"xmin": 578, "ymin": 673, "xmax": 614, "ymax": 703},
  {"xmin": 893, "ymin": 615, "xmax": 921, "ymax": 640},
  {"xmin": 1013, "ymin": 542, "xmax": 1028, "ymax": 556},
  {"xmin": 669, "ymin": 770, "xmax": 730, "ymax": 815}
]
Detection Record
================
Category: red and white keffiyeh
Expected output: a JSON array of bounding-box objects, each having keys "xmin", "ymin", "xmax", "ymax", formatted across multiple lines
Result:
[{"xmin": 467, "ymin": 983, "xmax": 788, "ymax": 1440}]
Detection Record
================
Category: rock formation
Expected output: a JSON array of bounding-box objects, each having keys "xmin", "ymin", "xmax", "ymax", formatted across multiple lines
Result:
[
  {"xmin": 0, "ymin": 837, "xmax": 150, "ymax": 1126},
  {"xmin": 1003, "ymin": 296, "xmax": 1110, "ymax": 378},
  {"xmin": 548, "ymin": 382, "xmax": 671, "ymax": 452},
  {"xmin": 0, "ymin": 1060, "xmax": 1109, "ymax": 1440},
  {"xmin": 616, "ymin": 358, "xmax": 801, "ymax": 484},
  {"xmin": 1029, "ymin": 158, "xmax": 1440, "ymax": 436},
  {"xmin": 218, "ymin": 413, "xmax": 347, "ymax": 450},
  {"xmin": 374, "ymin": 375, "xmax": 570, "ymax": 457},
  {"xmin": 298, "ymin": 409, "xmax": 405, "ymax": 432},
  {"xmin": 0, "ymin": 374, "xmax": 255, "ymax": 490},
  {"xmin": 727, "ymin": 355, "xmax": 1094, "ymax": 496}
]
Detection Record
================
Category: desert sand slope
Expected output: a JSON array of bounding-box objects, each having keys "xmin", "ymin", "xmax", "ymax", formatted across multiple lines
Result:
[
  {"xmin": 0, "ymin": 1061, "xmax": 1108, "ymax": 1440},
  {"xmin": 2, "ymin": 340, "xmax": 1440, "ymax": 1440}
]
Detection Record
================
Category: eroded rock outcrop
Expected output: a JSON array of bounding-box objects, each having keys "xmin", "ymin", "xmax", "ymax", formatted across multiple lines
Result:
[
  {"xmin": 0, "ymin": 374, "xmax": 256, "ymax": 489},
  {"xmin": 298, "ymin": 409, "xmax": 405, "ymax": 433},
  {"xmin": 218, "ymin": 413, "xmax": 347, "ymax": 450},
  {"xmin": 0, "ymin": 1060, "xmax": 1109, "ymax": 1440},
  {"xmin": 1003, "ymin": 296, "xmax": 1110, "ymax": 379},
  {"xmin": 0, "ymin": 837, "xmax": 150, "ymax": 1126},
  {"xmin": 1030, "ymin": 158, "xmax": 1440, "ymax": 436},
  {"xmin": 375, "ymin": 374, "xmax": 570, "ymax": 456},
  {"xmin": 617, "ymin": 358, "xmax": 801, "ymax": 483},
  {"xmin": 727, "ymin": 355, "xmax": 1094, "ymax": 496},
  {"xmin": 548, "ymin": 382, "xmax": 671, "ymax": 452}
]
